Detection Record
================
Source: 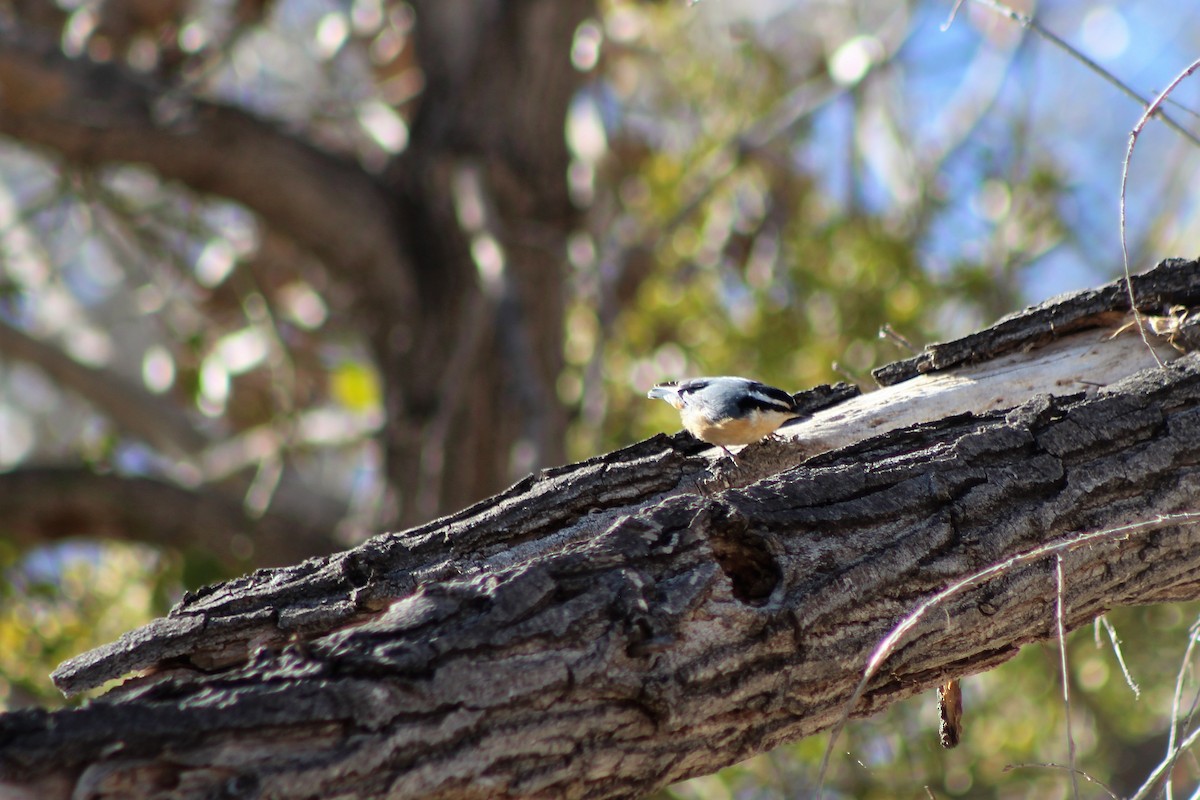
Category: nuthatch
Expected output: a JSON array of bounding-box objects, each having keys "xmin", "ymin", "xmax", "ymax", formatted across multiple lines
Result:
[{"xmin": 647, "ymin": 376, "xmax": 801, "ymax": 459}]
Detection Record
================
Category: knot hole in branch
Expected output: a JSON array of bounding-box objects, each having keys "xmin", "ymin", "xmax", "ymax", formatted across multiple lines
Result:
[{"xmin": 701, "ymin": 502, "xmax": 781, "ymax": 605}]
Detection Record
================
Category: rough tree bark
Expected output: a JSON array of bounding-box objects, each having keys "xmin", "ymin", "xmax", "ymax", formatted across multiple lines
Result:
[{"xmin": 2, "ymin": 258, "xmax": 1200, "ymax": 798}]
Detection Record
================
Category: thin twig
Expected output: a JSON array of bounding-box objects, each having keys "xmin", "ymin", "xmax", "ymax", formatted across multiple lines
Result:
[
  {"xmin": 1166, "ymin": 619, "xmax": 1200, "ymax": 800},
  {"xmin": 1002, "ymin": 762, "xmax": 1119, "ymax": 800},
  {"xmin": 1131, "ymin": 721, "xmax": 1200, "ymax": 800},
  {"xmin": 1056, "ymin": 554, "xmax": 1080, "ymax": 800},
  {"xmin": 940, "ymin": 0, "xmax": 966, "ymax": 31},
  {"xmin": 814, "ymin": 512, "xmax": 1200, "ymax": 798},
  {"xmin": 965, "ymin": 0, "xmax": 1200, "ymax": 147},
  {"xmin": 1120, "ymin": 57, "xmax": 1200, "ymax": 370},
  {"xmin": 1098, "ymin": 615, "xmax": 1140, "ymax": 698}
]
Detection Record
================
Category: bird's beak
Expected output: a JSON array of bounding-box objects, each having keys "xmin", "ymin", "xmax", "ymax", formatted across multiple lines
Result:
[{"xmin": 646, "ymin": 386, "xmax": 673, "ymax": 401}]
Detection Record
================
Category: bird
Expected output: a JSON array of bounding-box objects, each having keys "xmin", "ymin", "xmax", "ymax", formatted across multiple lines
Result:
[{"xmin": 646, "ymin": 376, "xmax": 801, "ymax": 460}]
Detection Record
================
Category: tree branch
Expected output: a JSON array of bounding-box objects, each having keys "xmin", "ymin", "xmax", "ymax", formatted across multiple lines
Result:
[
  {"xmin": 0, "ymin": 320, "xmax": 347, "ymax": 562},
  {"xmin": 0, "ymin": 320, "xmax": 209, "ymax": 459},
  {"xmin": 0, "ymin": 28, "xmax": 415, "ymax": 322},
  {"xmin": 0, "ymin": 467, "xmax": 338, "ymax": 568},
  {"xmin": 3, "ymin": 259, "xmax": 1200, "ymax": 799}
]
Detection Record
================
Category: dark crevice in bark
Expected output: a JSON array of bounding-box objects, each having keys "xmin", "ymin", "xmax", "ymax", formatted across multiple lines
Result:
[{"xmin": 5, "ymin": 260, "xmax": 1200, "ymax": 799}]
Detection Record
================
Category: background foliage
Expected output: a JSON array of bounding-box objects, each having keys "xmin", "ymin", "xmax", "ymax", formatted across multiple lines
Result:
[{"xmin": 1, "ymin": 0, "xmax": 1200, "ymax": 795}]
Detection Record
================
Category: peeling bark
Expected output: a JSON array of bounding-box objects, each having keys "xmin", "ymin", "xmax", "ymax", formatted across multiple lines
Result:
[{"xmin": 4, "ymin": 259, "xmax": 1200, "ymax": 799}]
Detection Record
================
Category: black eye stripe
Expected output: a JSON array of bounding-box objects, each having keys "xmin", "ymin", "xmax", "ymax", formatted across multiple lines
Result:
[
  {"xmin": 750, "ymin": 384, "xmax": 795, "ymax": 408},
  {"xmin": 661, "ymin": 378, "xmax": 797, "ymax": 412},
  {"xmin": 736, "ymin": 395, "xmax": 796, "ymax": 415}
]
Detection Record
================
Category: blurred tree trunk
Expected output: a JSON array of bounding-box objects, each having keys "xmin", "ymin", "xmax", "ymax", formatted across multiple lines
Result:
[
  {"xmin": 0, "ymin": 0, "xmax": 591, "ymax": 545},
  {"xmin": 385, "ymin": 0, "xmax": 587, "ymax": 523},
  {"xmin": 4, "ymin": 260, "xmax": 1200, "ymax": 799}
]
